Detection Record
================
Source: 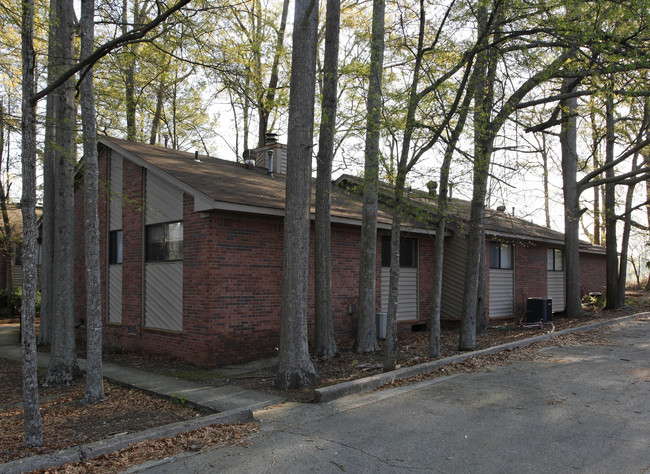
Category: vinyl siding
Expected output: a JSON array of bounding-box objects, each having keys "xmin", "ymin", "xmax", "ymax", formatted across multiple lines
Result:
[
  {"xmin": 440, "ymin": 236, "xmax": 467, "ymax": 320},
  {"xmin": 144, "ymin": 171, "xmax": 183, "ymax": 331},
  {"xmin": 547, "ymin": 271, "xmax": 565, "ymax": 312},
  {"xmin": 381, "ymin": 267, "xmax": 418, "ymax": 321},
  {"xmin": 144, "ymin": 261, "xmax": 183, "ymax": 331},
  {"xmin": 108, "ymin": 265, "xmax": 122, "ymax": 323},
  {"xmin": 145, "ymin": 172, "xmax": 183, "ymax": 224},
  {"xmin": 109, "ymin": 156, "xmax": 122, "ymax": 231},
  {"xmin": 489, "ymin": 269, "xmax": 514, "ymax": 318},
  {"xmin": 11, "ymin": 265, "xmax": 42, "ymax": 290}
]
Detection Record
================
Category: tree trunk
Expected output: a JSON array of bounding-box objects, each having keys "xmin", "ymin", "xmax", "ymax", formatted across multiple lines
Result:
[
  {"xmin": 383, "ymin": 200, "xmax": 403, "ymax": 372},
  {"xmin": 590, "ymin": 109, "xmax": 601, "ymax": 245},
  {"xmin": 277, "ymin": 0, "xmax": 319, "ymax": 389},
  {"xmin": 604, "ymin": 94, "xmax": 620, "ymax": 309},
  {"xmin": 81, "ymin": 0, "xmax": 105, "ymax": 404},
  {"xmin": 646, "ymin": 136, "xmax": 650, "ymax": 292},
  {"xmin": 459, "ymin": 3, "xmax": 493, "ymax": 350},
  {"xmin": 149, "ymin": 82, "xmax": 165, "ymax": 145},
  {"xmin": 617, "ymin": 162, "xmax": 637, "ymax": 305},
  {"xmin": 42, "ymin": 0, "xmax": 81, "ymax": 387},
  {"xmin": 384, "ymin": 0, "xmax": 427, "ymax": 370},
  {"xmin": 0, "ymin": 104, "xmax": 14, "ymax": 300},
  {"xmin": 354, "ymin": 0, "xmax": 385, "ymax": 354},
  {"xmin": 476, "ymin": 238, "xmax": 487, "ymax": 335},
  {"xmin": 257, "ymin": 0, "xmax": 290, "ymax": 147},
  {"xmin": 313, "ymin": 0, "xmax": 340, "ymax": 360},
  {"xmin": 541, "ymin": 134, "xmax": 552, "ymax": 228},
  {"xmin": 38, "ymin": 1, "xmax": 59, "ymax": 346},
  {"xmin": 560, "ymin": 77, "xmax": 583, "ymax": 319},
  {"xmin": 123, "ymin": 0, "xmax": 139, "ymax": 141},
  {"xmin": 20, "ymin": 0, "xmax": 43, "ymax": 445},
  {"xmin": 429, "ymin": 62, "xmax": 477, "ymax": 358}
]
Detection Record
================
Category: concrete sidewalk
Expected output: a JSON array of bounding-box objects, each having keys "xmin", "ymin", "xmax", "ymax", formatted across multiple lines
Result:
[{"xmin": 0, "ymin": 324, "xmax": 284, "ymax": 413}]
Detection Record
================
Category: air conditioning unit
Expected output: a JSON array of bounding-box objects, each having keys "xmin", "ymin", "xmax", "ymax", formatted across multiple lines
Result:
[{"xmin": 526, "ymin": 297, "xmax": 552, "ymax": 323}]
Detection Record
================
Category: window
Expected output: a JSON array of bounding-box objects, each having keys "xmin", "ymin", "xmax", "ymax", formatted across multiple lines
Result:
[
  {"xmin": 146, "ymin": 221, "xmax": 183, "ymax": 262},
  {"xmin": 109, "ymin": 230, "xmax": 123, "ymax": 264},
  {"xmin": 547, "ymin": 248, "xmax": 564, "ymax": 271},
  {"xmin": 489, "ymin": 242, "xmax": 513, "ymax": 269},
  {"xmin": 381, "ymin": 236, "xmax": 418, "ymax": 268}
]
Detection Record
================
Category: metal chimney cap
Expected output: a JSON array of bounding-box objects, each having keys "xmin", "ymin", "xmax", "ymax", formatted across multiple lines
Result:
[{"xmin": 265, "ymin": 132, "xmax": 278, "ymax": 144}]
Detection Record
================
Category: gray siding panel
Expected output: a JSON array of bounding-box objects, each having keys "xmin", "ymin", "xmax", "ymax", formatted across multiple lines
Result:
[
  {"xmin": 144, "ymin": 261, "xmax": 182, "ymax": 331},
  {"xmin": 547, "ymin": 271, "xmax": 565, "ymax": 312},
  {"xmin": 440, "ymin": 236, "xmax": 467, "ymax": 320},
  {"xmin": 12, "ymin": 265, "xmax": 42, "ymax": 290},
  {"xmin": 145, "ymin": 172, "xmax": 183, "ymax": 224},
  {"xmin": 381, "ymin": 267, "xmax": 418, "ymax": 321},
  {"xmin": 108, "ymin": 265, "xmax": 122, "ymax": 323},
  {"xmin": 109, "ymin": 155, "xmax": 123, "ymax": 231},
  {"xmin": 489, "ymin": 269, "xmax": 514, "ymax": 318}
]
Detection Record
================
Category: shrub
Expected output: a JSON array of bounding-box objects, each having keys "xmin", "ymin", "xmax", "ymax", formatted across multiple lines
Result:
[{"xmin": 5, "ymin": 287, "xmax": 41, "ymax": 314}]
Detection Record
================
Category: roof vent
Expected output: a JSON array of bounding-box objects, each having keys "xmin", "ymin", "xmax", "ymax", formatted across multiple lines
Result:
[
  {"xmin": 194, "ymin": 151, "xmax": 201, "ymax": 163},
  {"xmin": 267, "ymin": 150, "xmax": 274, "ymax": 177},
  {"xmin": 265, "ymin": 132, "xmax": 278, "ymax": 145}
]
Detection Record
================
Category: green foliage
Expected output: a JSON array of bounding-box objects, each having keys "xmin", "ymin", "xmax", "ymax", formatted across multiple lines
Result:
[
  {"xmin": 170, "ymin": 394, "xmax": 188, "ymax": 405},
  {"xmin": 0, "ymin": 286, "xmax": 41, "ymax": 314},
  {"xmin": 589, "ymin": 293, "xmax": 606, "ymax": 309}
]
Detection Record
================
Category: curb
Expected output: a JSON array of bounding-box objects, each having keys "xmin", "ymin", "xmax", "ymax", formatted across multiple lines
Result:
[
  {"xmin": 314, "ymin": 313, "xmax": 647, "ymax": 403},
  {"xmin": 1, "ymin": 408, "xmax": 253, "ymax": 474}
]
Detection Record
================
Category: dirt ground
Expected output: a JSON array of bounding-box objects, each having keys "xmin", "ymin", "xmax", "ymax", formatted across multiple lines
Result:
[{"xmin": 2, "ymin": 294, "xmax": 649, "ymax": 472}]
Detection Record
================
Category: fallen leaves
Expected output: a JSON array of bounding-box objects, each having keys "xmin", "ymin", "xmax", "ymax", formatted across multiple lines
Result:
[
  {"xmin": 0, "ymin": 369, "xmax": 213, "ymax": 465},
  {"xmin": 35, "ymin": 423, "xmax": 258, "ymax": 473}
]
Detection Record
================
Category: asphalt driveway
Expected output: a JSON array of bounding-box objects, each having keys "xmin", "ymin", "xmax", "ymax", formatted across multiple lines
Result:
[{"xmin": 130, "ymin": 317, "xmax": 650, "ymax": 473}]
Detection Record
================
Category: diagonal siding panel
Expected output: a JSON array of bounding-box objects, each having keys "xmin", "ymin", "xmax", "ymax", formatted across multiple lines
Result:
[
  {"xmin": 145, "ymin": 172, "xmax": 183, "ymax": 224},
  {"xmin": 440, "ymin": 236, "xmax": 467, "ymax": 320},
  {"xmin": 145, "ymin": 261, "xmax": 182, "ymax": 331},
  {"xmin": 108, "ymin": 265, "xmax": 122, "ymax": 323},
  {"xmin": 109, "ymin": 156, "xmax": 123, "ymax": 231}
]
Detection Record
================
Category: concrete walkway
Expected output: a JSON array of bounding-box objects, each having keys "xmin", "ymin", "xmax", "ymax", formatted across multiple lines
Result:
[{"xmin": 0, "ymin": 324, "xmax": 284, "ymax": 413}]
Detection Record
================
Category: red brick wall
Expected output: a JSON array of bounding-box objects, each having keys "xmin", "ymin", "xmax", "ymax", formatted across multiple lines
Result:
[
  {"xmin": 73, "ymin": 147, "xmax": 440, "ymax": 367},
  {"xmin": 579, "ymin": 252, "xmax": 607, "ymax": 296},
  {"xmin": 514, "ymin": 243, "xmax": 548, "ymax": 316},
  {"xmin": 417, "ymin": 235, "xmax": 435, "ymax": 321}
]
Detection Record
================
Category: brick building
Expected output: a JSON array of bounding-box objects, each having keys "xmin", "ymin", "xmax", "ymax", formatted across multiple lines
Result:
[{"xmin": 73, "ymin": 137, "xmax": 606, "ymax": 367}]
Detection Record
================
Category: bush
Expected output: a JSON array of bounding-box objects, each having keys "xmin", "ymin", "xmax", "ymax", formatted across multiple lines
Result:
[{"xmin": 2, "ymin": 287, "xmax": 41, "ymax": 315}]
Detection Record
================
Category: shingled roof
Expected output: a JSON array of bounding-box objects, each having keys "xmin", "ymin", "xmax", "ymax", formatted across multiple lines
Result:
[
  {"xmin": 333, "ymin": 174, "xmax": 605, "ymax": 254},
  {"xmin": 102, "ymin": 137, "xmax": 604, "ymax": 254},
  {"xmin": 100, "ymin": 137, "xmax": 435, "ymax": 235}
]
